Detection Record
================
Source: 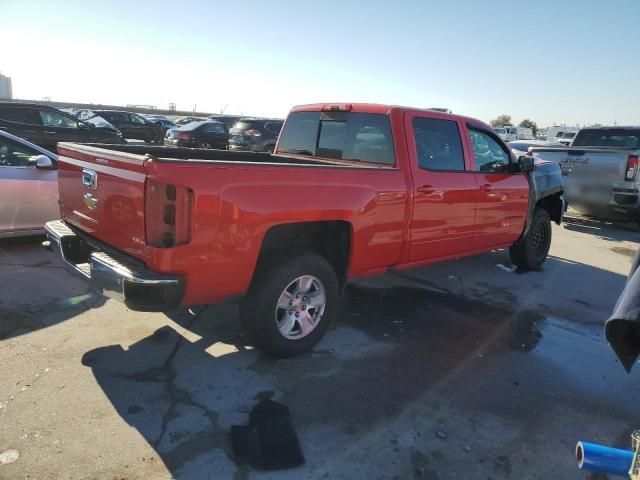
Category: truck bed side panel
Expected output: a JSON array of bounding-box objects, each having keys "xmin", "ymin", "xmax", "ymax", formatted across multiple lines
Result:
[{"xmin": 144, "ymin": 162, "xmax": 409, "ymax": 304}]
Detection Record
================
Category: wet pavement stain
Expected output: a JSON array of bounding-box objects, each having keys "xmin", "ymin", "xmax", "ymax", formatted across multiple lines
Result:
[{"xmin": 508, "ymin": 310, "xmax": 544, "ymax": 352}]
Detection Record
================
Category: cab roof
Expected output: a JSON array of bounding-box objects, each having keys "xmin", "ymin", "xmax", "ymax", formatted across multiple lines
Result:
[{"xmin": 290, "ymin": 103, "xmax": 491, "ymax": 129}]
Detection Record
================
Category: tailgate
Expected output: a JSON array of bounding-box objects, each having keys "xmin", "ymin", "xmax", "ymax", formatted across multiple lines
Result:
[
  {"xmin": 532, "ymin": 147, "xmax": 629, "ymax": 181},
  {"xmin": 57, "ymin": 143, "xmax": 148, "ymax": 259},
  {"xmin": 559, "ymin": 149, "xmax": 628, "ymax": 182}
]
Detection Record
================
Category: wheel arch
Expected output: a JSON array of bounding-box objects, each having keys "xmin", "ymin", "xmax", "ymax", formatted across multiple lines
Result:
[
  {"xmin": 253, "ymin": 221, "xmax": 352, "ymax": 287},
  {"xmin": 536, "ymin": 192, "xmax": 564, "ymax": 224}
]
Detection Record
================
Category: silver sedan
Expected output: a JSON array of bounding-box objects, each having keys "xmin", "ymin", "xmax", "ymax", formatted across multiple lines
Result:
[{"xmin": 0, "ymin": 130, "xmax": 59, "ymax": 238}]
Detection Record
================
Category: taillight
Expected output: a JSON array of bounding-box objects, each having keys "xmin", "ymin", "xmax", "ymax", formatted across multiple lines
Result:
[
  {"xmin": 626, "ymin": 155, "xmax": 639, "ymax": 181},
  {"xmin": 145, "ymin": 180, "xmax": 193, "ymax": 248},
  {"xmin": 245, "ymin": 129, "xmax": 262, "ymax": 137},
  {"xmin": 177, "ymin": 132, "xmax": 192, "ymax": 139}
]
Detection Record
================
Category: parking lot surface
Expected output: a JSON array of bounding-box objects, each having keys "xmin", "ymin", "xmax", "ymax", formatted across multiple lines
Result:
[{"xmin": 1, "ymin": 213, "xmax": 639, "ymax": 479}]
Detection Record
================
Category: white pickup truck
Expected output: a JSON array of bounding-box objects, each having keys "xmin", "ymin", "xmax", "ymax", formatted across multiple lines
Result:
[{"xmin": 531, "ymin": 126, "xmax": 640, "ymax": 220}]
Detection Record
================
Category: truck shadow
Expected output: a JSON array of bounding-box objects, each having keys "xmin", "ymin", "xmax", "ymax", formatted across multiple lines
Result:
[
  {"xmin": 0, "ymin": 240, "xmax": 107, "ymax": 340},
  {"xmin": 562, "ymin": 214, "xmax": 640, "ymax": 243},
  {"xmin": 80, "ymin": 256, "xmax": 628, "ymax": 479}
]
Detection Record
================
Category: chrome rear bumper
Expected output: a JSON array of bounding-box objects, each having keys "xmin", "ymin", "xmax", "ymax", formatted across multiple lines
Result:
[{"xmin": 44, "ymin": 220, "xmax": 184, "ymax": 311}]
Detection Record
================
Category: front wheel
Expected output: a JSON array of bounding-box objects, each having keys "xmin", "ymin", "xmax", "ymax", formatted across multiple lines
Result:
[
  {"xmin": 240, "ymin": 252, "xmax": 339, "ymax": 357},
  {"xmin": 510, "ymin": 207, "xmax": 552, "ymax": 271}
]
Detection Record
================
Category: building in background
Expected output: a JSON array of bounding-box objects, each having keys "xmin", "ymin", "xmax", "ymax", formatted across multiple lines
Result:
[{"xmin": 0, "ymin": 73, "xmax": 12, "ymax": 99}]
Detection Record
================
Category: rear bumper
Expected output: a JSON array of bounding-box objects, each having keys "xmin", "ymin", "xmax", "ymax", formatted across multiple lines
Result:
[{"xmin": 44, "ymin": 220, "xmax": 184, "ymax": 311}]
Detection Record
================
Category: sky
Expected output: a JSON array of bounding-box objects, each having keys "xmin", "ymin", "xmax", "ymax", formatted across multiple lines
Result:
[{"xmin": 1, "ymin": 0, "xmax": 638, "ymax": 127}]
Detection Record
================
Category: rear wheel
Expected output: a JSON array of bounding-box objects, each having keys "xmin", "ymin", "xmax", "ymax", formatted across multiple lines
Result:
[
  {"xmin": 240, "ymin": 252, "xmax": 339, "ymax": 357},
  {"xmin": 510, "ymin": 207, "xmax": 552, "ymax": 270}
]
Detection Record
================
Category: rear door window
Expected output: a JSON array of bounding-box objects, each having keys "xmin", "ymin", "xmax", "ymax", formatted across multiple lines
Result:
[
  {"xmin": 0, "ymin": 107, "xmax": 38, "ymax": 124},
  {"xmin": 413, "ymin": 117, "xmax": 465, "ymax": 171},
  {"xmin": 203, "ymin": 123, "xmax": 226, "ymax": 134},
  {"xmin": 130, "ymin": 114, "xmax": 146, "ymax": 125}
]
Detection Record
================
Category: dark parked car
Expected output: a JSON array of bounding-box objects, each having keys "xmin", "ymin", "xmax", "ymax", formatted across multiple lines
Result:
[
  {"xmin": 89, "ymin": 110, "xmax": 164, "ymax": 143},
  {"xmin": 228, "ymin": 118, "xmax": 284, "ymax": 153},
  {"xmin": 152, "ymin": 118, "xmax": 178, "ymax": 134},
  {"xmin": 164, "ymin": 120, "xmax": 228, "ymax": 149},
  {"xmin": 0, "ymin": 102, "xmax": 125, "ymax": 151}
]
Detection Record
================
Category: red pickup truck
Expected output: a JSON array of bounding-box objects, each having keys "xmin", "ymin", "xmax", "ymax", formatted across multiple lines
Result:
[{"xmin": 45, "ymin": 103, "xmax": 564, "ymax": 356}]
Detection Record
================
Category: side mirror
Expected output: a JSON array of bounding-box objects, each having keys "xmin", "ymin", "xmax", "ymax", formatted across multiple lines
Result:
[
  {"xmin": 518, "ymin": 155, "xmax": 534, "ymax": 173},
  {"xmin": 34, "ymin": 155, "xmax": 56, "ymax": 170},
  {"xmin": 79, "ymin": 122, "xmax": 91, "ymax": 130}
]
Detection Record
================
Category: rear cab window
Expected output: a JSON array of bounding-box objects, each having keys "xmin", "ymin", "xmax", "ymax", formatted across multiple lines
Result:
[
  {"xmin": 0, "ymin": 107, "xmax": 39, "ymax": 125},
  {"xmin": 572, "ymin": 129, "xmax": 640, "ymax": 148},
  {"xmin": 277, "ymin": 111, "xmax": 395, "ymax": 165}
]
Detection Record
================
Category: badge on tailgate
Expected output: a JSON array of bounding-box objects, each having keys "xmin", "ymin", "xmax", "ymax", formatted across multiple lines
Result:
[{"xmin": 560, "ymin": 155, "xmax": 589, "ymax": 175}]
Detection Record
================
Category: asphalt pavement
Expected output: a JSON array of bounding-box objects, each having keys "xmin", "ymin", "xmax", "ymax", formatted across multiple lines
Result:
[{"xmin": 0, "ymin": 213, "xmax": 639, "ymax": 479}]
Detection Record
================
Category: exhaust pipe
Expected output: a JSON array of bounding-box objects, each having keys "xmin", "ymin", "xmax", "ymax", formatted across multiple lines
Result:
[{"xmin": 576, "ymin": 441, "xmax": 634, "ymax": 477}]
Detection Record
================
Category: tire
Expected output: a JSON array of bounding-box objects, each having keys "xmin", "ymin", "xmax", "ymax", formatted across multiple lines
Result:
[
  {"xmin": 240, "ymin": 252, "xmax": 339, "ymax": 358},
  {"xmin": 510, "ymin": 207, "xmax": 552, "ymax": 270}
]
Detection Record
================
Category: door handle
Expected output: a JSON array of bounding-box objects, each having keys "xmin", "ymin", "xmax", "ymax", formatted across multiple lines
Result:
[
  {"xmin": 480, "ymin": 184, "xmax": 493, "ymax": 192},
  {"xmin": 44, "ymin": 131, "xmax": 57, "ymax": 135},
  {"xmin": 417, "ymin": 185, "xmax": 436, "ymax": 195}
]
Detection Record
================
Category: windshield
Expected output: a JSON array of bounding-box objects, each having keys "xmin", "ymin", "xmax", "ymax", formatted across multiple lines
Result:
[
  {"xmin": 572, "ymin": 128, "xmax": 640, "ymax": 148},
  {"xmin": 494, "ymin": 128, "xmax": 506, "ymax": 134},
  {"xmin": 559, "ymin": 132, "xmax": 576, "ymax": 138}
]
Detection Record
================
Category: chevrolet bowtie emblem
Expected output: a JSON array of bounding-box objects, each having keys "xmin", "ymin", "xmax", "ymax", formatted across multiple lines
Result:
[{"xmin": 83, "ymin": 192, "xmax": 98, "ymax": 209}]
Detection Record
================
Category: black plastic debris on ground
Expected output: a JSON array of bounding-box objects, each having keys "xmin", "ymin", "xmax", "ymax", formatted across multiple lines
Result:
[{"xmin": 231, "ymin": 400, "xmax": 305, "ymax": 470}]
